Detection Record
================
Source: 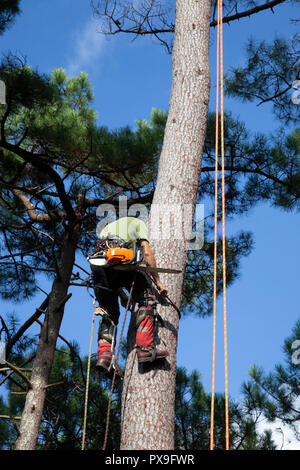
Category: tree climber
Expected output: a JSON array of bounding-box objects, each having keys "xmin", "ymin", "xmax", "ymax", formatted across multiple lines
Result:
[{"xmin": 89, "ymin": 216, "xmax": 169, "ymax": 375}]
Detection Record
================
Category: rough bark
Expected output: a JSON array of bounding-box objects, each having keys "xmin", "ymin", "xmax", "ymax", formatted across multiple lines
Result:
[
  {"xmin": 120, "ymin": 0, "xmax": 211, "ymax": 450},
  {"xmin": 14, "ymin": 224, "xmax": 81, "ymax": 450}
]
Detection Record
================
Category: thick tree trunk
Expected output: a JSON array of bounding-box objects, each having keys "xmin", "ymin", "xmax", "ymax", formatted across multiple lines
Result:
[
  {"xmin": 15, "ymin": 225, "xmax": 80, "ymax": 450},
  {"xmin": 120, "ymin": 0, "xmax": 211, "ymax": 450}
]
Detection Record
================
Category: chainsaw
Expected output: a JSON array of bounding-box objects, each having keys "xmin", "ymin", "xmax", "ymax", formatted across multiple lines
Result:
[{"xmin": 87, "ymin": 238, "xmax": 181, "ymax": 274}]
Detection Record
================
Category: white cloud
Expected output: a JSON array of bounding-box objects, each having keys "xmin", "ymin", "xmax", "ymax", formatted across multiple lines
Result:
[{"xmin": 67, "ymin": 17, "xmax": 106, "ymax": 76}]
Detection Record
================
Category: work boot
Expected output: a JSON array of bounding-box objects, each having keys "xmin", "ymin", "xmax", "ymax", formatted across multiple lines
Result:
[
  {"xmin": 96, "ymin": 340, "xmax": 123, "ymax": 377},
  {"xmin": 96, "ymin": 354, "xmax": 113, "ymax": 372},
  {"xmin": 96, "ymin": 356, "xmax": 123, "ymax": 378},
  {"xmin": 137, "ymin": 347, "xmax": 169, "ymax": 363}
]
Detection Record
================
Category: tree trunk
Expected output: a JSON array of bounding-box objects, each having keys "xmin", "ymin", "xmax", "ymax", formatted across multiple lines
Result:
[
  {"xmin": 15, "ymin": 225, "xmax": 80, "ymax": 450},
  {"xmin": 120, "ymin": 0, "xmax": 211, "ymax": 450}
]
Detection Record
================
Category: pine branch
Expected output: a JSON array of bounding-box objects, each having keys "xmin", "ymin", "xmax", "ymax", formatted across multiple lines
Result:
[
  {"xmin": 93, "ymin": 0, "xmax": 287, "ymax": 37},
  {"xmin": 35, "ymin": 318, "xmax": 86, "ymax": 384},
  {"xmin": 0, "ymin": 355, "xmax": 35, "ymax": 388},
  {"xmin": 83, "ymin": 191, "xmax": 153, "ymax": 208},
  {"xmin": 0, "ymin": 314, "xmax": 10, "ymax": 343},
  {"xmin": 201, "ymin": 165, "xmax": 293, "ymax": 188},
  {"xmin": 12, "ymin": 189, "xmax": 55, "ymax": 223},
  {"xmin": 0, "ymin": 140, "xmax": 77, "ymax": 222},
  {"xmin": 210, "ymin": 0, "xmax": 287, "ymax": 27},
  {"xmin": 256, "ymin": 84, "xmax": 295, "ymax": 106},
  {"xmin": 4, "ymin": 360, "xmax": 32, "ymax": 389},
  {"xmin": 6, "ymin": 296, "xmax": 49, "ymax": 356},
  {"xmin": 0, "ymin": 242, "xmax": 52, "ymax": 261},
  {"xmin": 0, "ymin": 261, "xmax": 56, "ymax": 273}
]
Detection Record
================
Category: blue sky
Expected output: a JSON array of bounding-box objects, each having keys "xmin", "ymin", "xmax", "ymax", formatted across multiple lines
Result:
[{"xmin": 0, "ymin": 0, "xmax": 299, "ymax": 436}]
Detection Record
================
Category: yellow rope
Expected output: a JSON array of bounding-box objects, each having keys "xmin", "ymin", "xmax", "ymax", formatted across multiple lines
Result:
[
  {"xmin": 219, "ymin": 0, "xmax": 230, "ymax": 449},
  {"xmin": 81, "ymin": 306, "xmax": 102, "ymax": 451},
  {"xmin": 210, "ymin": 0, "xmax": 230, "ymax": 451},
  {"xmin": 210, "ymin": 0, "xmax": 220, "ymax": 450}
]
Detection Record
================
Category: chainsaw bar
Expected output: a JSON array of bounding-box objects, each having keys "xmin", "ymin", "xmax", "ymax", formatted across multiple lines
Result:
[{"xmin": 105, "ymin": 264, "xmax": 182, "ymax": 275}]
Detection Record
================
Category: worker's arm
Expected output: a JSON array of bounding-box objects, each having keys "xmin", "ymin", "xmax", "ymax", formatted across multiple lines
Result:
[{"xmin": 140, "ymin": 240, "xmax": 168, "ymax": 297}]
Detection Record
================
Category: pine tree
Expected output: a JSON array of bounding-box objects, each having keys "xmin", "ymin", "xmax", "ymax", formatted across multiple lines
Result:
[
  {"xmin": 242, "ymin": 320, "xmax": 300, "ymax": 445},
  {"xmin": 0, "ymin": 58, "xmax": 157, "ymax": 449},
  {"xmin": 91, "ymin": 0, "xmax": 298, "ymax": 449},
  {"xmin": 0, "ymin": 344, "xmax": 278, "ymax": 450},
  {"xmin": 175, "ymin": 367, "xmax": 276, "ymax": 450}
]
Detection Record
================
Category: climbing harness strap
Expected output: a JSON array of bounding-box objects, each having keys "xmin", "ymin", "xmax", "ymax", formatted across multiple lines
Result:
[{"xmin": 210, "ymin": 0, "xmax": 230, "ymax": 451}]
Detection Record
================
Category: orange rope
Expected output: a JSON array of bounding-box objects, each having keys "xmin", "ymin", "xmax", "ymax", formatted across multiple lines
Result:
[
  {"xmin": 210, "ymin": 0, "xmax": 230, "ymax": 451},
  {"xmin": 210, "ymin": 0, "xmax": 220, "ymax": 450}
]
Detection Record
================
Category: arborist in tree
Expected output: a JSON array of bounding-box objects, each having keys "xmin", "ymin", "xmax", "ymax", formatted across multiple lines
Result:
[{"xmin": 87, "ymin": 216, "xmax": 170, "ymax": 376}]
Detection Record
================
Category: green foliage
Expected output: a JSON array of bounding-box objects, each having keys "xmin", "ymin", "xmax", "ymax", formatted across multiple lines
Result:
[
  {"xmin": 182, "ymin": 231, "xmax": 253, "ymax": 317},
  {"xmin": 0, "ymin": 55, "xmax": 57, "ymax": 113},
  {"xmin": 87, "ymin": 108, "xmax": 166, "ymax": 191},
  {"xmin": 1, "ymin": 50, "xmax": 298, "ymax": 310},
  {"xmin": 0, "ymin": 0, "xmax": 21, "ymax": 36},
  {"xmin": 243, "ymin": 319, "xmax": 300, "ymax": 444},
  {"xmin": 0, "ymin": 347, "xmax": 277, "ymax": 450},
  {"xmin": 0, "ymin": 396, "xmax": 10, "ymax": 448},
  {"xmin": 0, "ymin": 58, "xmax": 96, "ymax": 159},
  {"xmin": 270, "ymin": 128, "xmax": 300, "ymax": 210},
  {"xmin": 175, "ymin": 366, "xmax": 276, "ymax": 450},
  {"xmin": 225, "ymin": 35, "xmax": 299, "ymax": 125},
  {"xmin": 0, "ymin": 344, "xmax": 122, "ymax": 450},
  {"xmin": 202, "ymin": 111, "xmax": 300, "ymax": 214},
  {"xmin": 0, "ymin": 263, "xmax": 37, "ymax": 302}
]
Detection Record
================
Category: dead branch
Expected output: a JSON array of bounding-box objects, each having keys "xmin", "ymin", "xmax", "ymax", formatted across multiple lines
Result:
[
  {"xmin": 0, "ymin": 355, "xmax": 35, "ymax": 390},
  {"xmin": 4, "ymin": 360, "xmax": 32, "ymax": 389},
  {"xmin": 91, "ymin": 0, "xmax": 287, "ymax": 50},
  {"xmin": 44, "ymin": 381, "xmax": 65, "ymax": 389},
  {"xmin": 6, "ymin": 296, "xmax": 49, "ymax": 356},
  {"xmin": 210, "ymin": 0, "xmax": 287, "ymax": 27}
]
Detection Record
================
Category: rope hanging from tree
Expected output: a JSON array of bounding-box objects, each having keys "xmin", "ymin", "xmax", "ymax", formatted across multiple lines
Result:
[
  {"xmin": 81, "ymin": 303, "xmax": 101, "ymax": 451},
  {"xmin": 210, "ymin": 0, "xmax": 230, "ymax": 451},
  {"xmin": 82, "ymin": 0, "xmax": 230, "ymax": 450}
]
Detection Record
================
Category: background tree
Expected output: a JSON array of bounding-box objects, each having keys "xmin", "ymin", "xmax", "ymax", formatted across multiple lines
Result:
[
  {"xmin": 0, "ymin": 344, "xmax": 123, "ymax": 450},
  {"xmin": 0, "ymin": 341, "xmax": 278, "ymax": 450},
  {"xmin": 0, "ymin": 59, "xmax": 158, "ymax": 449},
  {"xmin": 119, "ymin": 0, "xmax": 212, "ymax": 449},
  {"xmin": 225, "ymin": 35, "xmax": 300, "ymax": 125},
  {"xmin": 242, "ymin": 319, "xmax": 300, "ymax": 445},
  {"xmin": 175, "ymin": 367, "xmax": 276, "ymax": 450}
]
